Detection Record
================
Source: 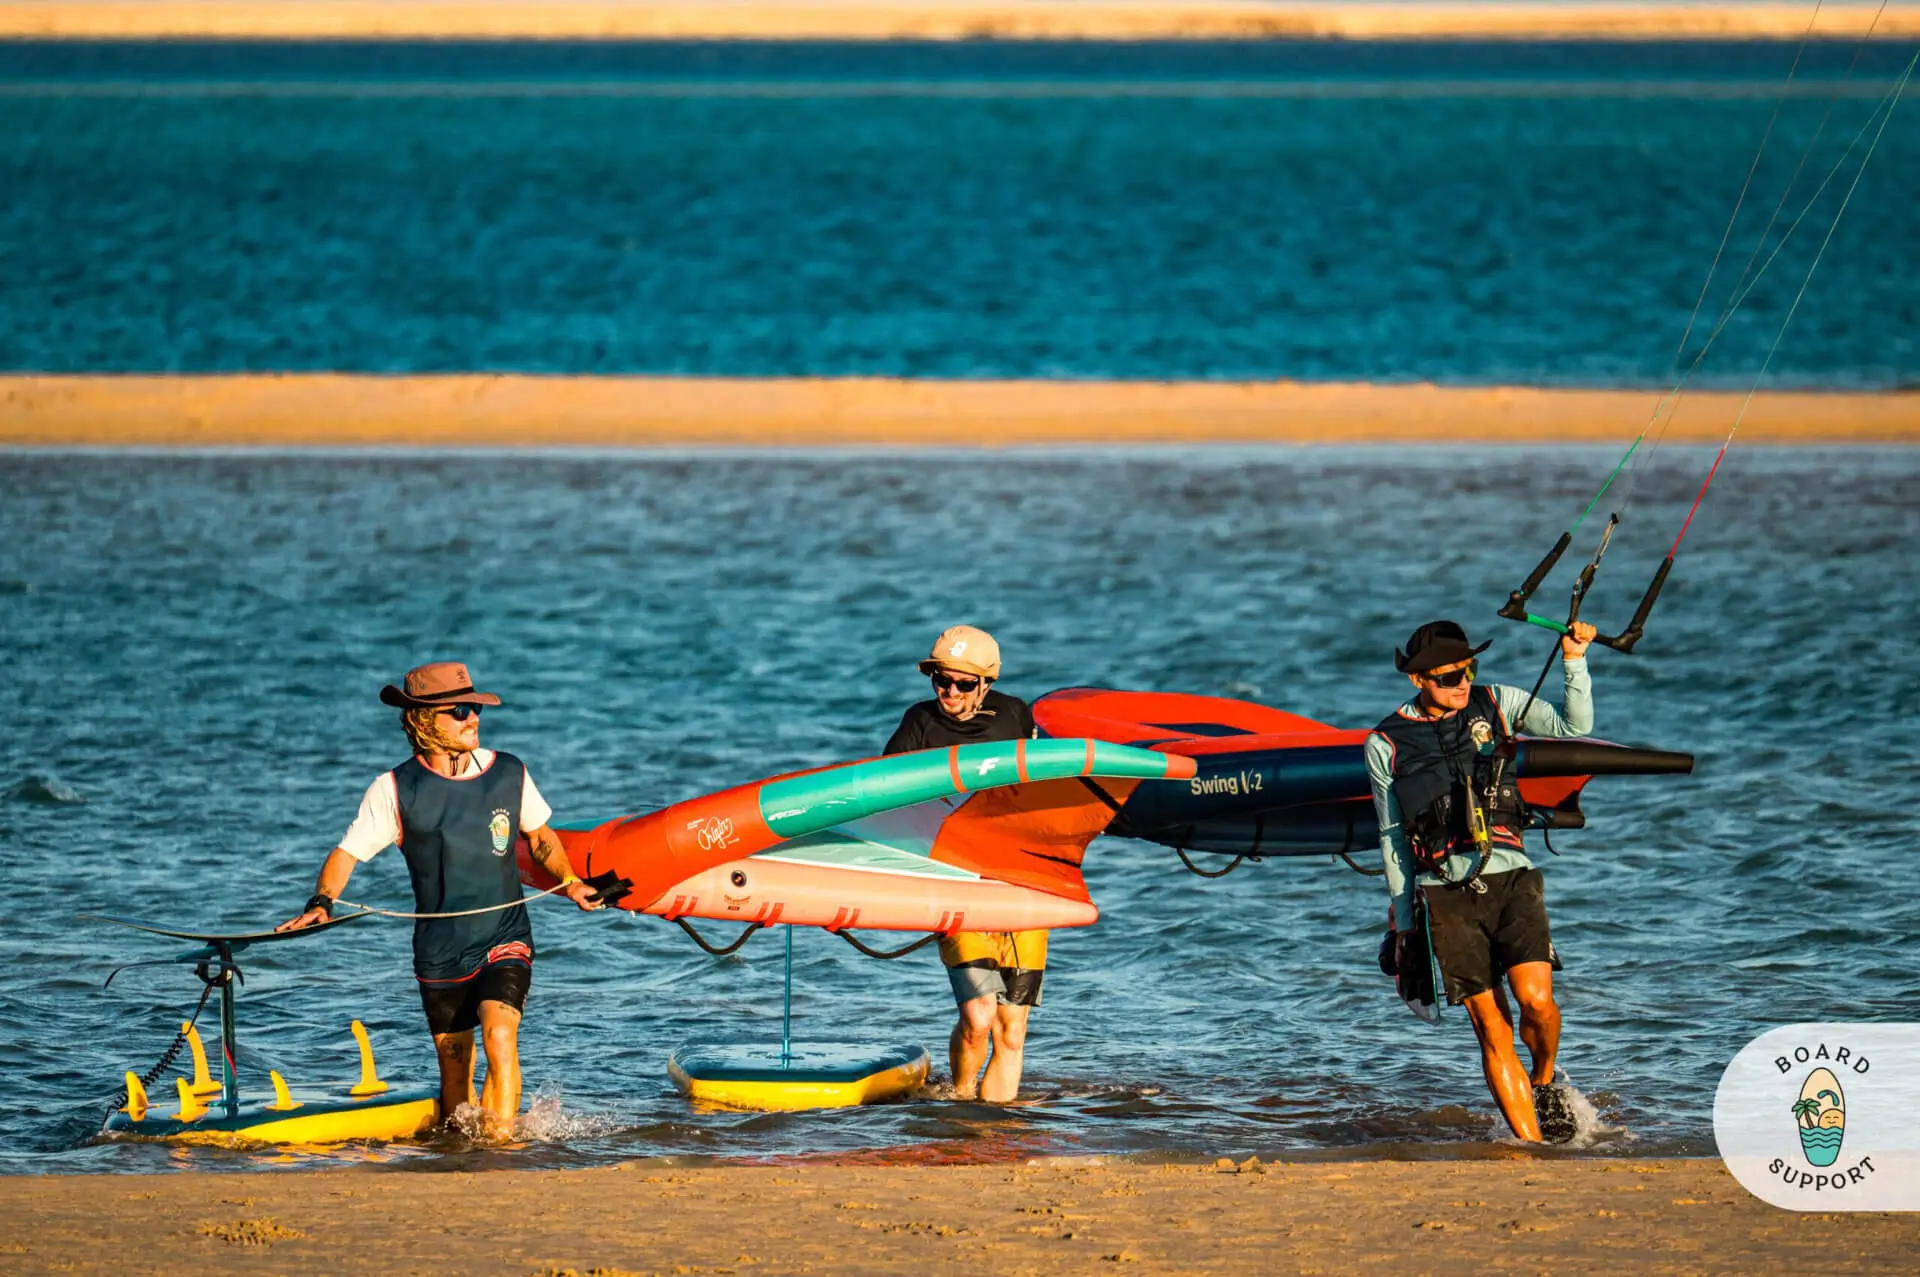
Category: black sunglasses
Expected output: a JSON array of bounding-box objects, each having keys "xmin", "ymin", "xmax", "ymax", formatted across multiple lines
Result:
[
  {"xmin": 1424, "ymin": 661, "xmax": 1478, "ymax": 689},
  {"xmin": 931, "ymin": 673, "xmax": 982, "ymax": 693},
  {"xmin": 436, "ymin": 703, "xmax": 483, "ymax": 721}
]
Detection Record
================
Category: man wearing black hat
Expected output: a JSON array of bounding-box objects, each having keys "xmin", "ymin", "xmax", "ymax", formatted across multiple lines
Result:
[
  {"xmin": 1366, "ymin": 619, "xmax": 1596, "ymax": 1143},
  {"xmin": 277, "ymin": 661, "xmax": 601, "ymax": 1137}
]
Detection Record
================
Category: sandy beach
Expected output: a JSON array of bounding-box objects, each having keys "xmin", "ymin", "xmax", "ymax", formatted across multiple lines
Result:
[
  {"xmin": 3, "ymin": 1, "xmax": 1919, "ymax": 42},
  {"xmin": 3, "ymin": 1156, "xmax": 1915, "ymax": 1274},
  {"xmin": 1, "ymin": 375, "xmax": 1913, "ymax": 448}
]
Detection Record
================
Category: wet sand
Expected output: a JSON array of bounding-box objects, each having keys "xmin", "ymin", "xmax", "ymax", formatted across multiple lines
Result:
[
  {"xmin": 3, "ymin": 1, "xmax": 1918, "ymax": 42},
  {"xmin": 1, "ymin": 375, "xmax": 1914, "ymax": 448},
  {"xmin": 2, "ymin": 1157, "xmax": 1915, "ymax": 1274}
]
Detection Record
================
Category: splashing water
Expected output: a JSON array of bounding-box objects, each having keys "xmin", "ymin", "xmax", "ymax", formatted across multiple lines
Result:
[{"xmin": 516, "ymin": 1089, "xmax": 621, "ymax": 1144}]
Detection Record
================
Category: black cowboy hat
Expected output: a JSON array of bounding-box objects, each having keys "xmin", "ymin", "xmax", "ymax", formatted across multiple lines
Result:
[{"xmin": 1394, "ymin": 620, "xmax": 1492, "ymax": 675}]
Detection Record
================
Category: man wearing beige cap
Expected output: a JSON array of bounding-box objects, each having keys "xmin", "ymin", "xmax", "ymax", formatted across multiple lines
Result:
[
  {"xmin": 884, "ymin": 626, "xmax": 1043, "ymax": 1102},
  {"xmin": 278, "ymin": 662, "xmax": 600, "ymax": 1137}
]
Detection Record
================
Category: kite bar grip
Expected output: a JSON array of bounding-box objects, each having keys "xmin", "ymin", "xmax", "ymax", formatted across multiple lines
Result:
[
  {"xmin": 1499, "ymin": 532, "xmax": 1573, "ymax": 622},
  {"xmin": 1594, "ymin": 556, "xmax": 1673, "ymax": 655}
]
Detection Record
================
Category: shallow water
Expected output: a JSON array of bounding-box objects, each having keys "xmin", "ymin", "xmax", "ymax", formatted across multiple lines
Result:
[
  {"xmin": 3, "ymin": 39, "xmax": 1918, "ymax": 384},
  {"xmin": 2, "ymin": 447, "xmax": 1916, "ymax": 1173}
]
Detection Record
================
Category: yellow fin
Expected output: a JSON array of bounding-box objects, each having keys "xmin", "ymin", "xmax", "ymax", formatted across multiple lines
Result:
[
  {"xmin": 173, "ymin": 1076, "xmax": 207, "ymax": 1122},
  {"xmin": 183, "ymin": 1022, "xmax": 222, "ymax": 1098},
  {"xmin": 349, "ymin": 1020, "xmax": 388, "ymax": 1097},
  {"xmin": 266, "ymin": 1069, "xmax": 301, "ymax": 1112},
  {"xmin": 123, "ymin": 1072, "xmax": 149, "ymax": 1123}
]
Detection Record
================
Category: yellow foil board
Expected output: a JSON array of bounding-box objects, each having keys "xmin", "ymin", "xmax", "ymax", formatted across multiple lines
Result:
[
  {"xmin": 106, "ymin": 1090, "xmax": 439, "ymax": 1144},
  {"xmin": 668, "ymin": 1044, "xmax": 928, "ymax": 1112}
]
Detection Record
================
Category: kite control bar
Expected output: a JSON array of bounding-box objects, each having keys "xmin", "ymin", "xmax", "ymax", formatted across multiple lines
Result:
[{"xmin": 1497, "ymin": 514, "xmax": 1670, "ymax": 655}]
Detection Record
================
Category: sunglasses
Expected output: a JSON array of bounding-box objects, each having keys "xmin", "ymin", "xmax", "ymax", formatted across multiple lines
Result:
[
  {"xmin": 1424, "ymin": 661, "xmax": 1478, "ymax": 689},
  {"xmin": 436, "ymin": 703, "xmax": 483, "ymax": 721},
  {"xmin": 931, "ymin": 673, "xmax": 982, "ymax": 693}
]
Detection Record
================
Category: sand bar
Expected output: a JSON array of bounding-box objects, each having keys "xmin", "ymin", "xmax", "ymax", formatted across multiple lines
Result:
[
  {"xmin": 1, "ymin": 375, "xmax": 1913, "ymax": 448},
  {"xmin": 4, "ymin": 2, "xmax": 1920, "ymax": 42},
  {"xmin": 2, "ymin": 1157, "xmax": 1914, "ymax": 1273}
]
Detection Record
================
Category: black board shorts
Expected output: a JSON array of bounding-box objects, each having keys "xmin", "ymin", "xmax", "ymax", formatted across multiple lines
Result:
[
  {"xmin": 418, "ymin": 958, "xmax": 532, "ymax": 1036},
  {"xmin": 1423, "ymin": 867, "xmax": 1556, "ymax": 1005}
]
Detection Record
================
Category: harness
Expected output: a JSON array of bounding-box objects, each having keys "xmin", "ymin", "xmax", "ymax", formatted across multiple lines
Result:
[{"xmin": 1375, "ymin": 686, "xmax": 1529, "ymax": 887}]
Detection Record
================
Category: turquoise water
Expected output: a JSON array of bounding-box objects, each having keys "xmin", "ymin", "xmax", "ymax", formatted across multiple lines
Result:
[
  {"xmin": 2, "ymin": 39, "xmax": 1917, "ymax": 383},
  {"xmin": 3, "ymin": 448, "xmax": 1918, "ymax": 1172}
]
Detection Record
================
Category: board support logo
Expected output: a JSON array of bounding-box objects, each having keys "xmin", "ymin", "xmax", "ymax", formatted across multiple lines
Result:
[{"xmin": 1714, "ymin": 1024, "xmax": 1919, "ymax": 1210}]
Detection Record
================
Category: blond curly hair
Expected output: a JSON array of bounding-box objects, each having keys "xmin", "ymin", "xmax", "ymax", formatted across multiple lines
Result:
[{"xmin": 401, "ymin": 706, "xmax": 469, "ymax": 755}]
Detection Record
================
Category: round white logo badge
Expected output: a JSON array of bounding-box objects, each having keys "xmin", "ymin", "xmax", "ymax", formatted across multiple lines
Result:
[{"xmin": 1715, "ymin": 1022, "xmax": 1920, "ymax": 1210}]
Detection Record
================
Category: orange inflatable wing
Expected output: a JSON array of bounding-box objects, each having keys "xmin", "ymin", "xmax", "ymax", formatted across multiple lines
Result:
[
  {"xmin": 927, "ymin": 777, "xmax": 1146, "ymax": 904},
  {"xmin": 525, "ymin": 737, "xmax": 1195, "ymax": 917}
]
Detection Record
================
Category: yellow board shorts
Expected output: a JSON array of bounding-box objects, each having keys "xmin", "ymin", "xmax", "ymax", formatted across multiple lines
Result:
[
  {"xmin": 938, "ymin": 929, "xmax": 1048, "ymax": 971},
  {"xmin": 939, "ymin": 930, "xmax": 1047, "ymax": 1008}
]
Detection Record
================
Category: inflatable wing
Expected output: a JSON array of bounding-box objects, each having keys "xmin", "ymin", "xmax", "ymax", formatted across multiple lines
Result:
[
  {"xmin": 1032, "ymin": 688, "xmax": 1692, "ymax": 860},
  {"xmin": 523, "ymin": 738, "xmax": 1196, "ymax": 933}
]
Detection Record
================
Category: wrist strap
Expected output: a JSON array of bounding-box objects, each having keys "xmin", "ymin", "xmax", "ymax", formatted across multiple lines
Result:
[{"xmin": 305, "ymin": 892, "xmax": 334, "ymax": 917}]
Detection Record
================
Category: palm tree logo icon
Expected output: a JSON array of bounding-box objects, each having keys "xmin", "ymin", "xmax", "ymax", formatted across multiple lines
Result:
[{"xmin": 1791, "ymin": 1068, "xmax": 1846, "ymax": 1168}]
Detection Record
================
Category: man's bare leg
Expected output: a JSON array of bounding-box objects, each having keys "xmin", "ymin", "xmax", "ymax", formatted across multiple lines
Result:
[
  {"xmin": 476, "ymin": 999, "xmax": 523, "ymax": 1136},
  {"xmin": 950, "ymin": 995, "xmax": 996, "ymax": 1099},
  {"xmin": 980, "ymin": 1003, "xmax": 1031, "ymax": 1104},
  {"xmin": 1463, "ymin": 989, "xmax": 1541, "ymax": 1142},
  {"xmin": 1507, "ymin": 961, "xmax": 1561, "ymax": 1086},
  {"xmin": 431, "ymin": 1029, "xmax": 477, "ymax": 1125}
]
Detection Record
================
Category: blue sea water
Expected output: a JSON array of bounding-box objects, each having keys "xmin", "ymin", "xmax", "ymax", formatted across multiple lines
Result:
[
  {"xmin": 3, "ymin": 38, "xmax": 1918, "ymax": 1174},
  {"xmin": 2, "ymin": 447, "xmax": 1917, "ymax": 1173},
  {"xmin": 1, "ymin": 39, "xmax": 1918, "ymax": 383}
]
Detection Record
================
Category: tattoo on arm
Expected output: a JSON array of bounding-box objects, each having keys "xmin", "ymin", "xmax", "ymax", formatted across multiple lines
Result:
[{"xmin": 530, "ymin": 829, "xmax": 575, "ymax": 880}]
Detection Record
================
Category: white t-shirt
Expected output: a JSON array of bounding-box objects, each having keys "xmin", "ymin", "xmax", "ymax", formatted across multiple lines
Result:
[{"xmin": 338, "ymin": 749, "xmax": 554, "ymax": 863}]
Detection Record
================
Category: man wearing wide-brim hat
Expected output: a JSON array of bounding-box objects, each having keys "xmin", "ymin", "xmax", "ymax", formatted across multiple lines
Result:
[
  {"xmin": 883, "ymin": 626, "xmax": 1044, "ymax": 1103},
  {"xmin": 279, "ymin": 662, "xmax": 600, "ymax": 1137},
  {"xmin": 1366, "ymin": 617, "xmax": 1597, "ymax": 1144}
]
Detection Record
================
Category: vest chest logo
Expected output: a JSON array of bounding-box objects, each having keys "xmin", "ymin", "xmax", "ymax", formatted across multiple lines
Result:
[
  {"xmin": 489, "ymin": 809, "xmax": 512, "ymax": 855},
  {"xmin": 1469, "ymin": 717, "xmax": 1495, "ymax": 750}
]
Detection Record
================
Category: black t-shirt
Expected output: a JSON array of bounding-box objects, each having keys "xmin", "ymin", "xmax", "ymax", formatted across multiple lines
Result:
[{"xmin": 882, "ymin": 690, "xmax": 1036, "ymax": 756}]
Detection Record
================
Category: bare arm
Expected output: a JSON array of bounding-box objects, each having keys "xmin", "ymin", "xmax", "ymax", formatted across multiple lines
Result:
[
  {"xmin": 275, "ymin": 847, "xmax": 359, "ymax": 931},
  {"xmin": 526, "ymin": 823, "xmax": 604, "ymax": 911}
]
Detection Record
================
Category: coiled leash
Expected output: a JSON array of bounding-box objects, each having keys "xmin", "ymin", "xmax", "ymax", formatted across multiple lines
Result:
[{"xmin": 99, "ymin": 978, "xmax": 215, "ymax": 1125}]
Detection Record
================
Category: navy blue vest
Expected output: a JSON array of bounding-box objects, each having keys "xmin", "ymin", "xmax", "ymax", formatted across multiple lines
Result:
[
  {"xmin": 1373, "ymin": 686, "xmax": 1528, "ymax": 870},
  {"xmin": 392, "ymin": 752, "xmax": 533, "ymax": 982}
]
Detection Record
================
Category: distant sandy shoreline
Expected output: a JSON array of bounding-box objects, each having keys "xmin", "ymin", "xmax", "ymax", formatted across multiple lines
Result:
[
  {"xmin": 2, "ymin": 1157, "xmax": 1912, "ymax": 1273},
  {"xmin": 1, "ymin": 375, "xmax": 1914, "ymax": 448},
  {"xmin": 3, "ymin": 2, "xmax": 1919, "ymax": 42}
]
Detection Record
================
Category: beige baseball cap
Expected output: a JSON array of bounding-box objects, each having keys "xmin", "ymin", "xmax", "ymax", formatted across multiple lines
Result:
[{"xmin": 917, "ymin": 625, "xmax": 1002, "ymax": 680}]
